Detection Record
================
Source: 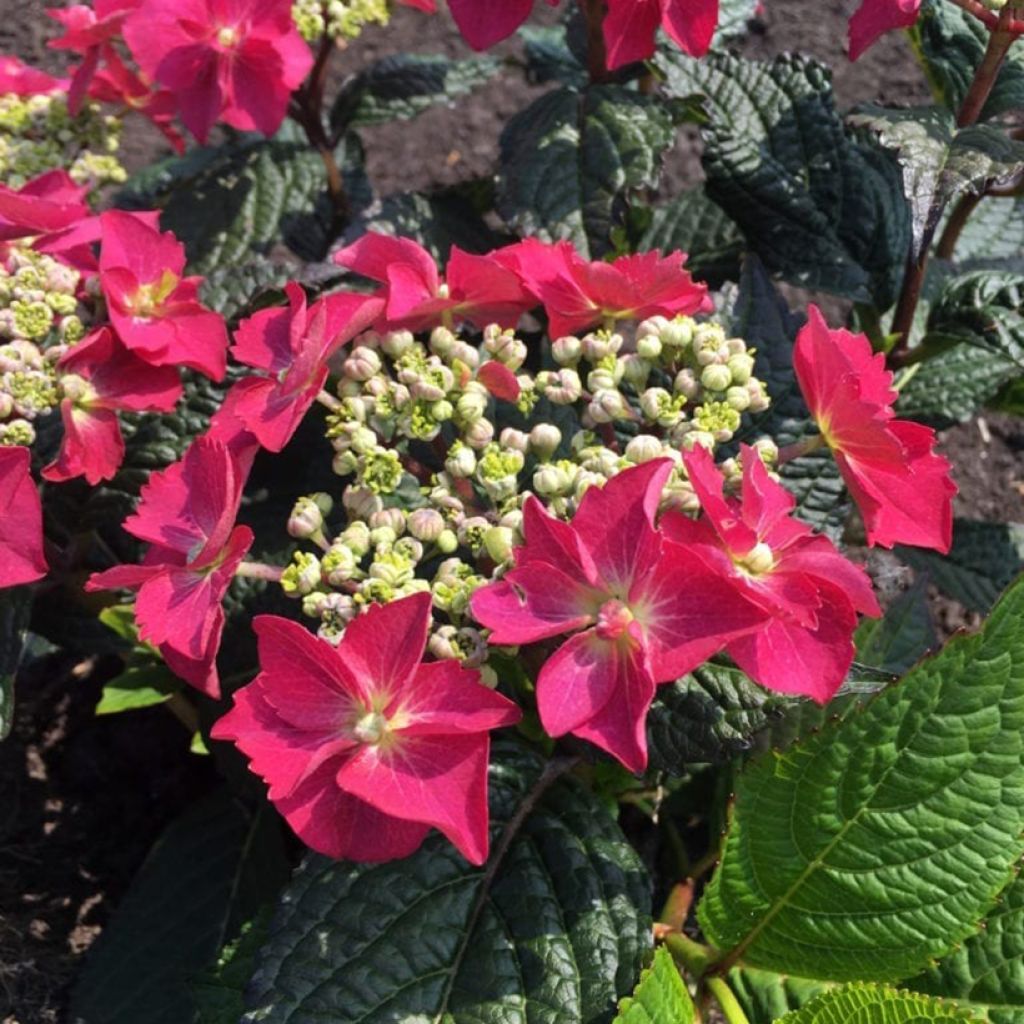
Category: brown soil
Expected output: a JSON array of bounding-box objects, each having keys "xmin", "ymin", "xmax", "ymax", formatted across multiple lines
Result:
[{"xmin": 1, "ymin": 3, "xmax": 1020, "ymax": 1022}]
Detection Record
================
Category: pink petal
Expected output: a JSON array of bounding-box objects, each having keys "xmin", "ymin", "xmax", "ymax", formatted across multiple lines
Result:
[
  {"xmin": 848, "ymin": 0, "xmax": 921, "ymax": 60},
  {"xmin": 476, "ymin": 360, "xmax": 520, "ymax": 402},
  {"xmin": 517, "ymin": 495, "xmax": 599, "ymax": 585},
  {"xmin": 447, "ymin": 0, "xmax": 535, "ymax": 50},
  {"xmin": 42, "ymin": 403, "xmax": 125, "ymax": 485},
  {"xmin": 0, "ymin": 447, "xmax": 47, "ymax": 587},
  {"xmin": 400, "ymin": 660, "xmax": 522, "ymax": 736},
  {"xmin": 661, "ymin": 0, "xmax": 719, "ymax": 59},
  {"xmin": 336, "ymin": 733, "xmax": 493, "ymax": 864},
  {"xmin": 603, "ymin": 0, "xmax": 662, "ymax": 69}
]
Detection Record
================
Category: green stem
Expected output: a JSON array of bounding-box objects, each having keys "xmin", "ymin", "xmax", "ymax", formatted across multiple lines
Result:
[
  {"xmin": 776, "ymin": 433, "xmax": 826, "ymax": 465},
  {"xmin": 664, "ymin": 933, "xmax": 716, "ymax": 977},
  {"xmin": 235, "ymin": 561, "xmax": 283, "ymax": 582},
  {"xmin": 706, "ymin": 976, "xmax": 751, "ymax": 1024}
]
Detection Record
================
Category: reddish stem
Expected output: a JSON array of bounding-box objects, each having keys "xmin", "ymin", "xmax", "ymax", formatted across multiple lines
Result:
[{"xmin": 579, "ymin": 0, "xmax": 611, "ymax": 83}]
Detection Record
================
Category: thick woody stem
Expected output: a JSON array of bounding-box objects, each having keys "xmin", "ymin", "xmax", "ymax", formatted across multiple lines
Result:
[{"xmin": 580, "ymin": 0, "xmax": 611, "ymax": 83}]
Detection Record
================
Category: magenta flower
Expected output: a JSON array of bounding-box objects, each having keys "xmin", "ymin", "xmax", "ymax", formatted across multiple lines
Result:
[
  {"xmin": 794, "ymin": 305, "xmax": 956, "ymax": 552},
  {"xmin": 334, "ymin": 233, "xmax": 535, "ymax": 332},
  {"xmin": 663, "ymin": 445, "xmax": 880, "ymax": 703},
  {"xmin": 43, "ymin": 327, "xmax": 182, "ymax": 485},
  {"xmin": 47, "ymin": 0, "xmax": 140, "ymax": 113},
  {"xmin": 604, "ymin": 0, "xmax": 718, "ymax": 69},
  {"xmin": 471, "ymin": 460, "xmax": 765, "ymax": 772},
  {"xmin": 0, "ymin": 171, "xmax": 89, "ymax": 243},
  {"xmin": 212, "ymin": 592, "xmax": 522, "ymax": 864},
  {"xmin": 86, "ymin": 435, "xmax": 253, "ymax": 697},
  {"xmin": 214, "ymin": 282, "xmax": 383, "ymax": 453},
  {"xmin": 496, "ymin": 240, "xmax": 711, "ymax": 339},
  {"xmin": 0, "ymin": 56, "xmax": 68, "ymax": 95},
  {"xmin": 99, "ymin": 210, "xmax": 229, "ymax": 380},
  {"xmin": 848, "ymin": 0, "xmax": 920, "ymax": 60},
  {"xmin": 122, "ymin": 0, "xmax": 313, "ymax": 143},
  {"xmin": 0, "ymin": 447, "xmax": 47, "ymax": 589},
  {"xmin": 446, "ymin": 0, "xmax": 559, "ymax": 51}
]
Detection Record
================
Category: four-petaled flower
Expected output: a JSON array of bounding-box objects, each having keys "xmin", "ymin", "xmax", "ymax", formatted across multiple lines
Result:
[
  {"xmin": 334, "ymin": 233, "xmax": 535, "ymax": 333},
  {"xmin": 86, "ymin": 435, "xmax": 253, "ymax": 697},
  {"xmin": 496, "ymin": 240, "xmax": 711, "ymax": 340},
  {"xmin": 43, "ymin": 326, "xmax": 183, "ymax": 485},
  {"xmin": 213, "ymin": 282, "xmax": 383, "ymax": 452},
  {"xmin": 794, "ymin": 305, "xmax": 956, "ymax": 553},
  {"xmin": 0, "ymin": 447, "xmax": 48, "ymax": 589},
  {"xmin": 471, "ymin": 459, "xmax": 766, "ymax": 772},
  {"xmin": 212, "ymin": 592, "xmax": 522, "ymax": 864},
  {"xmin": 123, "ymin": 0, "xmax": 313, "ymax": 143},
  {"xmin": 99, "ymin": 210, "xmax": 229, "ymax": 380},
  {"xmin": 663, "ymin": 444, "xmax": 881, "ymax": 702}
]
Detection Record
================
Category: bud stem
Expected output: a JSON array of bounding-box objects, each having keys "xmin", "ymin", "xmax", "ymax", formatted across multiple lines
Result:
[
  {"xmin": 776, "ymin": 434, "xmax": 826, "ymax": 464},
  {"xmin": 579, "ymin": 0, "xmax": 611, "ymax": 83},
  {"xmin": 235, "ymin": 561, "xmax": 284, "ymax": 582},
  {"xmin": 705, "ymin": 976, "xmax": 752, "ymax": 1024},
  {"xmin": 316, "ymin": 389, "xmax": 343, "ymax": 412}
]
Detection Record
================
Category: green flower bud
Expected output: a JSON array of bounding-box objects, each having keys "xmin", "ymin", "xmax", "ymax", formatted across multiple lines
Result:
[
  {"xmin": 445, "ymin": 440, "xmax": 477, "ymax": 478},
  {"xmin": 727, "ymin": 352, "xmax": 755, "ymax": 385},
  {"xmin": 358, "ymin": 449, "xmax": 403, "ymax": 494},
  {"xmin": 288, "ymin": 495, "xmax": 326, "ymax": 539},
  {"xmin": 429, "ymin": 326, "xmax": 457, "ymax": 357},
  {"xmin": 281, "ymin": 552, "xmax": 322, "ymax": 597},
  {"xmin": 726, "ymin": 386, "xmax": 751, "ymax": 412},
  {"xmin": 693, "ymin": 400, "xmax": 741, "ymax": 441},
  {"xmin": 369, "ymin": 507, "xmax": 406, "ymax": 535},
  {"xmin": 457, "ymin": 516, "xmax": 491, "ymax": 554},
  {"xmin": 342, "ymin": 485, "xmax": 383, "ymax": 521},
  {"xmin": 381, "ymin": 329, "xmax": 414, "ymax": 358},
  {"xmin": 12, "ymin": 299, "xmax": 53, "ymax": 340},
  {"xmin": 369, "ymin": 525, "xmax": 397, "ymax": 548},
  {"xmin": 586, "ymin": 388, "xmax": 629, "ymax": 424},
  {"xmin": 752, "ymin": 437, "xmax": 778, "ymax": 466},
  {"xmin": 551, "ymin": 335, "xmax": 582, "ymax": 366},
  {"xmin": 673, "ymin": 368, "xmax": 699, "ymax": 400},
  {"xmin": 542, "ymin": 368, "xmax": 582, "ymax": 405},
  {"xmin": 700, "ymin": 363, "xmax": 732, "ymax": 393},
  {"xmin": 499, "ymin": 427, "xmax": 529, "ymax": 453},
  {"xmin": 636, "ymin": 333, "xmax": 663, "ymax": 361},
  {"xmin": 369, "ymin": 549, "xmax": 415, "ymax": 587},
  {"xmin": 316, "ymin": 594, "xmax": 358, "ymax": 644},
  {"xmin": 581, "ymin": 330, "xmax": 622, "ymax": 361},
  {"xmin": 483, "ymin": 525, "xmax": 515, "ymax": 564},
  {"xmin": 660, "ymin": 316, "xmax": 694, "ymax": 349},
  {"xmin": 746, "ymin": 379, "xmax": 770, "ymax": 413},
  {"xmin": 636, "ymin": 315, "xmax": 669, "ymax": 343},
  {"xmin": 455, "ymin": 390, "xmax": 488, "ymax": 425},
  {"xmin": 407, "ymin": 507, "xmax": 445, "ymax": 542},
  {"xmin": 0, "ymin": 419, "xmax": 35, "ymax": 446},
  {"xmin": 323, "ymin": 543, "xmax": 360, "ymax": 585},
  {"xmin": 436, "ymin": 528, "xmax": 458, "ymax": 554},
  {"xmin": 529, "ymin": 423, "xmax": 561, "ymax": 459},
  {"xmin": 343, "ymin": 345, "xmax": 381, "ymax": 382},
  {"xmin": 482, "ymin": 327, "xmax": 526, "ymax": 369},
  {"xmin": 625, "ymin": 434, "xmax": 664, "ymax": 464},
  {"xmin": 332, "ymin": 449, "xmax": 359, "ymax": 476},
  {"xmin": 533, "ymin": 461, "xmax": 575, "ymax": 497},
  {"xmin": 393, "ymin": 536, "xmax": 423, "ymax": 563},
  {"xmin": 463, "ymin": 417, "xmax": 494, "ymax": 450},
  {"xmin": 640, "ymin": 387, "xmax": 684, "ymax": 428},
  {"xmin": 619, "ymin": 353, "xmax": 651, "ymax": 388}
]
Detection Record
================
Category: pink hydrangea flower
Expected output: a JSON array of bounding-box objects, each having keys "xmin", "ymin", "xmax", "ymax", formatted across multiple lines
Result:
[
  {"xmin": 496, "ymin": 240, "xmax": 711, "ymax": 339},
  {"xmin": 86, "ymin": 435, "xmax": 253, "ymax": 697},
  {"xmin": 43, "ymin": 327, "xmax": 182, "ymax": 485},
  {"xmin": 0, "ymin": 171, "xmax": 89, "ymax": 243},
  {"xmin": 122, "ymin": 0, "xmax": 313, "ymax": 143},
  {"xmin": 0, "ymin": 56, "xmax": 68, "ymax": 95},
  {"xmin": 446, "ymin": 0, "xmax": 559, "ymax": 51},
  {"xmin": 604, "ymin": 0, "xmax": 718, "ymax": 69},
  {"xmin": 212, "ymin": 592, "xmax": 522, "ymax": 864},
  {"xmin": 471, "ymin": 460, "xmax": 765, "ymax": 772},
  {"xmin": 794, "ymin": 305, "xmax": 956, "ymax": 553},
  {"xmin": 0, "ymin": 446, "xmax": 48, "ymax": 589},
  {"xmin": 47, "ymin": 0, "xmax": 140, "ymax": 114},
  {"xmin": 848, "ymin": 0, "xmax": 920, "ymax": 60},
  {"xmin": 213, "ymin": 282, "xmax": 382, "ymax": 453},
  {"xmin": 99, "ymin": 210, "xmax": 229, "ymax": 380},
  {"xmin": 663, "ymin": 445, "xmax": 880, "ymax": 702},
  {"xmin": 333, "ymin": 233, "xmax": 535, "ymax": 332}
]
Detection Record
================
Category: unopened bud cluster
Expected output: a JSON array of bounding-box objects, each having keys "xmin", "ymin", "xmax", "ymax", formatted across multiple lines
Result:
[
  {"xmin": 0, "ymin": 244, "xmax": 87, "ymax": 446},
  {"xmin": 0, "ymin": 92, "xmax": 125, "ymax": 188},
  {"xmin": 292, "ymin": 0, "xmax": 391, "ymax": 42},
  {"xmin": 272, "ymin": 313, "xmax": 774, "ymax": 667}
]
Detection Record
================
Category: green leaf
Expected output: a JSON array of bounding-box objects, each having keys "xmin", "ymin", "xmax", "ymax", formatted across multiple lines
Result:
[
  {"xmin": 713, "ymin": 0, "xmax": 760, "ymax": 44},
  {"xmin": 848, "ymin": 109, "xmax": 1024, "ymax": 258},
  {"xmin": 777, "ymin": 985, "xmax": 979, "ymax": 1024},
  {"xmin": 640, "ymin": 187, "xmax": 743, "ymax": 286},
  {"xmin": 613, "ymin": 947, "xmax": 694, "ymax": 1024},
  {"xmin": 697, "ymin": 572, "xmax": 1024, "ymax": 982},
  {"xmin": 244, "ymin": 743, "xmax": 652, "ymax": 1024},
  {"xmin": 729, "ymin": 257, "xmax": 849, "ymax": 539},
  {"xmin": 953, "ymin": 196, "xmax": 1024, "ymax": 262},
  {"xmin": 910, "ymin": 0, "xmax": 1024, "ymax": 121},
  {"xmin": 194, "ymin": 908, "xmax": 273, "ymax": 1024},
  {"xmin": 498, "ymin": 85, "xmax": 676, "ymax": 257},
  {"xmin": 898, "ymin": 520, "xmax": 1024, "ymax": 614},
  {"xmin": 897, "ymin": 270, "xmax": 1024, "ymax": 426},
  {"xmin": 199, "ymin": 257, "xmax": 296, "ymax": 320},
  {"xmin": 0, "ymin": 588, "xmax": 30, "ymax": 741},
  {"xmin": 855, "ymin": 579, "xmax": 937, "ymax": 676},
  {"xmin": 71, "ymin": 793, "xmax": 289, "ymax": 1024},
  {"xmin": 519, "ymin": 24, "xmax": 586, "ymax": 86},
  {"xmin": 907, "ymin": 873, "xmax": 1024, "ymax": 1024},
  {"xmin": 330, "ymin": 53, "xmax": 501, "ymax": 131},
  {"xmin": 658, "ymin": 51, "xmax": 910, "ymax": 307},
  {"xmin": 647, "ymin": 663, "xmax": 793, "ymax": 773},
  {"xmin": 96, "ymin": 664, "xmax": 180, "ymax": 715},
  {"xmin": 728, "ymin": 967, "xmax": 829, "ymax": 1024},
  {"xmin": 121, "ymin": 125, "xmax": 370, "ymax": 273}
]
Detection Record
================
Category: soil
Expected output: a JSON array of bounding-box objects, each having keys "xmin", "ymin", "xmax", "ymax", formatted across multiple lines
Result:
[{"xmin": 1, "ymin": 3, "xmax": 1021, "ymax": 1022}]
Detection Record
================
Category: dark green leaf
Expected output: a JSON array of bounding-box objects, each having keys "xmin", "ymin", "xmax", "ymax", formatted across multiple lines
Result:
[
  {"xmin": 613, "ymin": 947, "xmax": 694, "ymax": 1024},
  {"xmin": 199, "ymin": 257, "xmax": 296, "ymax": 320},
  {"xmin": 907, "ymin": 873, "xmax": 1024, "ymax": 1024},
  {"xmin": 849, "ymin": 109, "xmax": 1024, "ymax": 258},
  {"xmin": 954, "ymin": 196, "xmax": 1024, "ymax": 263},
  {"xmin": 194, "ymin": 908, "xmax": 273, "ymax": 1024},
  {"xmin": 244, "ymin": 743, "xmax": 652, "ymax": 1024},
  {"xmin": 698, "ymin": 572, "xmax": 1024, "ymax": 982},
  {"xmin": 96, "ymin": 664, "xmax": 180, "ymax": 715},
  {"xmin": 0, "ymin": 588, "xmax": 30, "ymax": 741},
  {"xmin": 498, "ymin": 85, "xmax": 676, "ymax": 257},
  {"xmin": 778, "ymin": 985, "xmax": 979, "ymax": 1024},
  {"xmin": 658, "ymin": 51, "xmax": 910, "ymax": 307},
  {"xmin": 519, "ymin": 24, "xmax": 586, "ymax": 86},
  {"xmin": 713, "ymin": 0, "xmax": 760, "ymax": 44},
  {"xmin": 897, "ymin": 270, "xmax": 1024, "ymax": 426},
  {"xmin": 640, "ymin": 187, "xmax": 743, "ymax": 285},
  {"xmin": 728, "ymin": 967, "xmax": 829, "ymax": 1024},
  {"xmin": 71, "ymin": 793, "xmax": 289, "ymax": 1024},
  {"xmin": 855, "ymin": 579, "xmax": 937, "ymax": 675},
  {"xmin": 331, "ymin": 53, "xmax": 501, "ymax": 131},
  {"xmin": 898, "ymin": 520, "xmax": 1024, "ymax": 613},
  {"xmin": 910, "ymin": 0, "xmax": 1024, "ymax": 121},
  {"xmin": 729, "ymin": 257, "xmax": 849, "ymax": 539}
]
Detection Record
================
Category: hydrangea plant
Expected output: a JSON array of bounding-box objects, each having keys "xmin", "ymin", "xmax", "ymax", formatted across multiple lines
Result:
[{"xmin": 2, "ymin": 1, "xmax": 1024, "ymax": 1023}]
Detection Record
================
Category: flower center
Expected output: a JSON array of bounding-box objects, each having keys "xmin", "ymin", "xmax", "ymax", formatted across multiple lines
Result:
[
  {"xmin": 595, "ymin": 599, "xmax": 634, "ymax": 640},
  {"xmin": 353, "ymin": 710, "xmax": 389, "ymax": 745},
  {"xmin": 127, "ymin": 270, "xmax": 179, "ymax": 319},
  {"xmin": 216, "ymin": 25, "xmax": 239, "ymax": 47},
  {"xmin": 733, "ymin": 541, "xmax": 775, "ymax": 577},
  {"xmin": 59, "ymin": 372, "xmax": 96, "ymax": 406}
]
